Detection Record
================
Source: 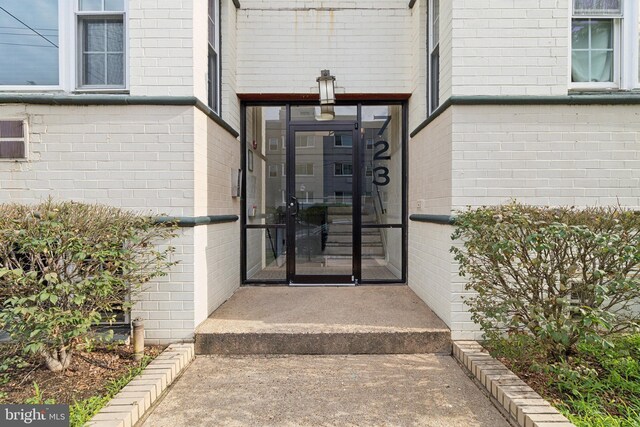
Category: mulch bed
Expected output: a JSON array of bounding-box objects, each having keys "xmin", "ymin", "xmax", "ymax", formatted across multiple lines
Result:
[{"xmin": 0, "ymin": 344, "xmax": 163, "ymax": 404}]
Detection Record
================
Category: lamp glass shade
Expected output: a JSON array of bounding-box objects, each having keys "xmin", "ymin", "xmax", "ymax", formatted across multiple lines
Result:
[
  {"xmin": 317, "ymin": 70, "xmax": 336, "ymax": 105},
  {"xmin": 315, "ymin": 105, "xmax": 335, "ymax": 121}
]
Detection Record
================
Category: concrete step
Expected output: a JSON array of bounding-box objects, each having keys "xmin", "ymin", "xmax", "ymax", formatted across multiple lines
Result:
[
  {"xmin": 325, "ymin": 241, "xmax": 383, "ymax": 248},
  {"xmin": 195, "ymin": 287, "xmax": 451, "ymax": 356},
  {"xmin": 329, "ymin": 224, "xmax": 380, "ymax": 234},
  {"xmin": 323, "ymin": 246, "xmax": 384, "ymax": 256},
  {"xmin": 327, "ymin": 206, "xmax": 353, "ymax": 215},
  {"xmin": 327, "ymin": 214, "xmax": 376, "ymax": 223},
  {"xmin": 327, "ymin": 234, "xmax": 382, "ymax": 244}
]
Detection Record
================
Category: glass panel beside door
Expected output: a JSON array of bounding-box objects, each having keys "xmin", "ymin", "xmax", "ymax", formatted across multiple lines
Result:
[{"xmin": 288, "ymin": 126, "xmax": 358, "ymax": 284}]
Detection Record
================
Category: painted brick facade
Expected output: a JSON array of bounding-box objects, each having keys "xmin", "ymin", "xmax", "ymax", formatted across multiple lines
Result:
[
  {"xmin": 450, "ymin": 0, "xmax": 569, "ymax": 97},
  {"xmin": 236, "ymin": 1, "xmax": 413, "ymax": 95},
  {"xmin": 1, "ymin": 0, "xmax": 638, "ymax": 344}
]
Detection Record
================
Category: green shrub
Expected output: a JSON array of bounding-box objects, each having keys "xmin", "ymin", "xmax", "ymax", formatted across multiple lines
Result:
[
  {"xmin": 452, "ymin": 203, "xmax": 640, "ymax": 359},
  {"xmin": 0, "ymin": 200, "xmax": 177, "ymax": 371}
]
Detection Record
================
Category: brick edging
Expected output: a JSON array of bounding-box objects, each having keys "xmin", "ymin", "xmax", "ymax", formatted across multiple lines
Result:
[
  {"xmin": 453, "ymin": 341, "xmax": 576, "ymax": 427},
  {"xmin": 85, "ymin": 343, "xmax": 195, "ymax": 427}
]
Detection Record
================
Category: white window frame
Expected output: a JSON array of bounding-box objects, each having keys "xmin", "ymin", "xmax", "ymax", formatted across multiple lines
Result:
[
  {"xmin": 334, "ymin": 162, "xmax": 353, "ymax": 176},
  {"xmin": 0, "ymin": 119, "xmax": 28, "ymax": 161},
  {"xmin": 268, "ymin": 137, "xmax": 279, "ymax": 152},
  {"xmin": 268, "ymin": 164, "xmax": 278, "ymax": 177},
  {"xmin": 295, "ymin": 162, "xmax": 314, "ymax": 176},
  {"xmin": 75, "ymin": 1, "xmax": 128, "ymax": 92},
  {"xmin": 569, "ymin": 0, "xmax": 640, "ymax": 91},
  {"xmin": 333, "ymin": 134, "xmax": 353, "ymax": 148},
  {"xmin": 295, "ymin": 135, "xmax": 315, "ymax": 148}
]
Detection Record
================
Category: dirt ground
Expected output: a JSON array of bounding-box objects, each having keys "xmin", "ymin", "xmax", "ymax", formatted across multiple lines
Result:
[{"xmin": 0, "ymin": 343, "xmax": 162, "ymax": 404}]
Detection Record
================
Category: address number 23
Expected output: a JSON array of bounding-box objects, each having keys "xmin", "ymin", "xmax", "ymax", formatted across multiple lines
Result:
[{"xmin": 373, "ymin": 140, "xmax": 390, "ymax": 186}]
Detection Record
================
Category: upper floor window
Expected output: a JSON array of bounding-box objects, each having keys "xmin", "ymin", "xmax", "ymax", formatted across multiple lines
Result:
[
  {"xmin": 208, "ymin": 0, "xmax": 221, "ymax": 113},
  {"xmin": 0, "ymin": 1, "xmax": 59, "ymax": 87},
  {"xmin": 428, "ymin": 0, "xmax": 440, "ymax": 113},
  {"xmin": 77, "ymin": 0, "xmax": 126, "ymax": 89},
  {"xmin": 0, "ymin": 0, "xmax": 128, "ymax": 91},
  {"xmin": 571, "ymin": 0, "xmax": 640, "ymax": 90},
  {"xmin": 334, "ymin": 133, "xmax": 352, "ymax": 147}
]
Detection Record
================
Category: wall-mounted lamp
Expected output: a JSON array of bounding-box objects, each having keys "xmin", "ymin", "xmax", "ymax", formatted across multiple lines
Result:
[{"xmin": 316, "ymin": 69, "xmax": 336, "ymax": 121}]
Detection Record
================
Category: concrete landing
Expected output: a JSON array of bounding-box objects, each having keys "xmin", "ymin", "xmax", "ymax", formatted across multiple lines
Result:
[
  {"xmin": 195, "ymin": 286, "xmax": 451, "ymax": 355},
  {"xmin": 140, "ymin": 355, "xmax": 510, "ymax": 427}
]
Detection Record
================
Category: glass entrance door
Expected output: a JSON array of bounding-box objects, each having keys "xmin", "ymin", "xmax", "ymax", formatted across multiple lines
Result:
[
  {"xmin": 288, "ymin": 125, "xmax": 358, "ymax": 284},
  {"xmin": 242, "ymin": 104, "xmax": 406, "ymax": 285}
]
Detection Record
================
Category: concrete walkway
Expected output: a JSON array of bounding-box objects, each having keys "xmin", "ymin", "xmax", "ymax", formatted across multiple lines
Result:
[{"xmin": 140, "ymin": 354, "xmax": 510, "ymax": 427}]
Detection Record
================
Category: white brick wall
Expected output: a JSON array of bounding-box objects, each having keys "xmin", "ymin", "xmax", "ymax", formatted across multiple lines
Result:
[
  {"xmin": 193, "ymin": 109, "xmax": 241, "ymax": 328},
  {"xmin": 451, "ymin": 105, "xmax": 640, "ymax": 208},
  {"xmin": 236, "ymin": 1, "xmax": 412, "ymax": 95},
  {"xmin": 0, "ymin": 104, "xmax": 198, "ymax": 343},
  {"xmin": 409, "ymin": 0, "xmax": 427, "ymax": 128},
  {"xmin": 410, "ymin": 103, "xmax": 640, "ymax": 339},
  {"xmin": 409, "ymin": 109, "xmax": 453, "ymax": 214},
  {"xmin": 0, "ymin": 104, "xmax": 195, "ymax": 213},
  {"xmin": 129, "ymin": 0, "xmax": 195, "ymax": 97},
  {"xmin": 439, "ymin": 0, "xmax": 454, "ymax": 103},
  {"xmin": 221, "ymin": 0, "xmax": 241, "ymax": 130},
  {"xmin": 451, "ymin": 0, "xmax": 569, "ymax": 96},
  {"xmin": 0, "ymin": 104, "xmax": 241, "ymax": 343},
  {"xmin": 408, "ymin": 109, "xmax": 455, "ymax": 332}
]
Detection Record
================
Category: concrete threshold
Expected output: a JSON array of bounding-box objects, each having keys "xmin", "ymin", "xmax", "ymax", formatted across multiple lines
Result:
[{"xmin": 195, "ymin": 286, "xmax": 451, "ymax": 355}]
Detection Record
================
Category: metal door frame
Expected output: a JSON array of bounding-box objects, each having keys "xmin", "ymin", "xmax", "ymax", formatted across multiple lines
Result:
[
  {"xmin": 240, "ymin": 101, "xmax": 408, "ymax": 286},
  {"xmin": 287, "ymin": 122, "xmax": 360, "ymax": 285}
]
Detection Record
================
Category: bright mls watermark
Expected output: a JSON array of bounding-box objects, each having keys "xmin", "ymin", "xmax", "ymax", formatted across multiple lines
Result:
[{"xmin": 1, "ymin": 405, "xmax": 69, "ymax": 426}]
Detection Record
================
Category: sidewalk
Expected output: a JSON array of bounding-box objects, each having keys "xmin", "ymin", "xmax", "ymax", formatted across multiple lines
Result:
[{"xmin": 140, "ymin": 354, "xmax": 510, "ymax": 427}]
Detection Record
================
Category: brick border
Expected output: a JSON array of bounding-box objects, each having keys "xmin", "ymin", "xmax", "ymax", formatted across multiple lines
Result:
[
  {"xmin": 453, "ymin": 341, "xmax": 575, "ymax": 427},
  {"xmin": 86, "ymin": 343, "xmax": 194, "ymax": 427}
]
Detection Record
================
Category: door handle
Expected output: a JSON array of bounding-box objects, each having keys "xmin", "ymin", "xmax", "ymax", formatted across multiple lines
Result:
[{"xmin": 290, "ymin": 196, "xmax": 299, "ymax": 216}]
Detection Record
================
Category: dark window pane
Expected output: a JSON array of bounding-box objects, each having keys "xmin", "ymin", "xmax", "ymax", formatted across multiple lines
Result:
[
  {"xmin": 85, "ymin": 20, "xmax": 106, "ymax": 52},
  {"xmin": 0, "ymin": 0, "xmax": 59, "ymax": 85},
  {"xmin": 208, "ymin": 49, "xmax": 218, "ymax": 111},
  {"xmin": 84, "ymin": 53, "xmax": 105, "ymax": 84},
  {"xmin": 574, "ymin": 0, "xmax": 621, "ymax": 15},
  {"xmin": 106, "ymin": 53, "xmax": 124, "ymax": 85},
  {"xmin": 0, "ymin": 121, "xmax": 24, "ymax": 138},
  {"xmin": 106, "ymin": 20, "xmax": 124, "ymax": 51},
  {"xmin": 0, "ymin": 141, "xmax": 25, "ymax": 158}
]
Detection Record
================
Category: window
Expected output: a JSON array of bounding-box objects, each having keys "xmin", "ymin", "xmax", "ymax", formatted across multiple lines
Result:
[
  {"xmin": 296, "ymin": 135, "xmax": 315, "ymax": 148},
  {"xmin": 571, "ymin": 0, "xmax": 640, "ymax": 89},
  {"xmin": 268, "ymin": 137, "xmax": 279, "ymax": 152},
  {"xmin": 295, "ymin": 163, "xmax": 314, "ymax": 176},
  {"xmin": 428, "ymin": 0, "xmax": 440, "ymax": 113},
  {"xmin": 334, "ymin": 133, "xmax": 353, "ymax": 147},
  {"xmin": 334, "ymin": 163, "xmax": 353, "ymax": 176},
  {"xmin": 208, "ymin": 0, "xmax": 220, "ymax": 113},
  {"xmin": 0, "ymin": 0, "xmax": 59, "ymax": 86},
  {"xmin": 268, "ymin": 164, "xmax": 278, "ymax": 177},
  {"xmin": 0, "ymin": 121, "xmax": 26, "ymax": 159},
  {"xmin": 78, "ymin": 0, "xmax": 126, "ymax": 89}
]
